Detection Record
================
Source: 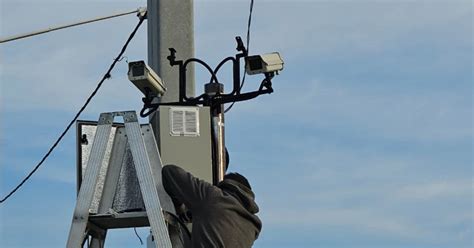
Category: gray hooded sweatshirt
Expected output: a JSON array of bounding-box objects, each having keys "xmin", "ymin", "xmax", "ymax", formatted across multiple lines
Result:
[{"xmin": 162, "ymin": 164, "xmax": 262, "ymax": 248}]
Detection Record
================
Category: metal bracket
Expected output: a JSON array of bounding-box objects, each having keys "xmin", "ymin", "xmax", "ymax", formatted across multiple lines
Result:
[
  {"xmin": 137, "ymin": 7, "xmax": 148, "ymax": 19},
  {"xmin": 98, "ymin": 113, "xmax": 114, "ymax": 125}
]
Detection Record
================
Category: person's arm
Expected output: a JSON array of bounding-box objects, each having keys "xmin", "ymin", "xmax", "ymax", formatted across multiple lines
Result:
[{"xmin": 162, "ymin": 164, "xmax": 216, "ymax": 209}]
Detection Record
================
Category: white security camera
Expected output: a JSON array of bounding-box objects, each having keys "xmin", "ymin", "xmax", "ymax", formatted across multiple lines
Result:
[
  {"xmin": 245, "ymin": 52, "xmax": 284, "ymax": 75},
  {"xmin": 128, "ymin": 61, "xmax": 166, "ymax": 97}
]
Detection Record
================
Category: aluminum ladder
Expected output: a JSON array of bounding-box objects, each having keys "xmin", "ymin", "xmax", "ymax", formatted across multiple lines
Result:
[{"xmin": 67, "ymin": 111, "xmax": 175, "ymax": 248}]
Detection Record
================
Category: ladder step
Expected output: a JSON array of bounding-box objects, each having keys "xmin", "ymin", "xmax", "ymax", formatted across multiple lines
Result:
[{"xmin": 89, "ymin": 211, "xmax": 149, "ymax": 229}]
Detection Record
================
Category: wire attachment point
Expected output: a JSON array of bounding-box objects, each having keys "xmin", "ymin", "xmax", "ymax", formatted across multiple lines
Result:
[{"xmin": 137, "ymin": 7, "xmax": 147, "ymax": 19}]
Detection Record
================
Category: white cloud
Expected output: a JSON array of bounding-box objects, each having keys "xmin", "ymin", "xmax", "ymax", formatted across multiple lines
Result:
[
  {"xmin": 258, "ymin": 177, "xmax": 473, "ymax": 244},
  {"xmin": 196, "ymin": 0, "xmax": 472, "ymax": 60},
  {"xmin": 249, "ymin": 128, "xmax": 472, "ymax": 245},
  {"xmin": 395, "ymin": 180, "xmax": 473, "ymax": 200},
  {"xmin": 232, "ymin": 77, "xmax": 472, "ymax": 144},
  {"xmin": 262, "ymin": 207, "xmax": 429, "ymax": 238}
]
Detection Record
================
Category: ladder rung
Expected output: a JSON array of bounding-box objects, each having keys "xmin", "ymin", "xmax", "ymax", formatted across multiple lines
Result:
[{"xmin": 89, "ymin": 211, "xmax": 149, "ymax": 229}]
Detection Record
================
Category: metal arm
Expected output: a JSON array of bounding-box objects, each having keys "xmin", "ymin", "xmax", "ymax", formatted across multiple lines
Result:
[{"xmin": 140, "ymin": 36, "xmax": 275, "ymax": 118}]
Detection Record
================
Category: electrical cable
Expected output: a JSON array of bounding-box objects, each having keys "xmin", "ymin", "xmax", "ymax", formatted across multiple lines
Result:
[
  {"xmin": 224, "ymin": 0, "xmax": 254, "ymax": 113},
  {"xmin": 0, "ymin": 13, "xmax": 146, "ymax": 204},
  {"xmin": 133, "ymin": 227, "xmax": 144, "ymax": 245},
  {"xmin": 0, "ymin": 8, "xmax": 145, "ymax": 44}
]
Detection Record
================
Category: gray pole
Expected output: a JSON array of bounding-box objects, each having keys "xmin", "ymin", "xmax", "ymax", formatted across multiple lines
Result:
[
  {"xmin": 146, "ymin": 1, "xmax": 195, "ymax": 246},
  {"xmin": 148, "ymin": 0, "xmax": 195, "ymax": 144},
  {"xmin": 147, "ymin": 0, "xmax": 195, "ymax": 104}
]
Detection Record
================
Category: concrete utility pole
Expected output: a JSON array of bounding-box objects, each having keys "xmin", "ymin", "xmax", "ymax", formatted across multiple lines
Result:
[
  {"xmin": 147, "ymin": 0, "xmax": 195, "ymax": 104},
  {"xmin": 146, "ymin": 1, "xmax": 196, "ymax": 246},
  {"xmin": 147, "ymin": 0, "xmax": 215, "ymax": 183},
  {"xmin": 146, "ymin": 0, "xmax": 227, "ymax": 186},
  {"xmin": 147, "ymin": 0, "xmax": 196, "ymax": 161}
]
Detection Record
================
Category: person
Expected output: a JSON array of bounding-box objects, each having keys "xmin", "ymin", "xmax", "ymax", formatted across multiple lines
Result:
[{"xmin": 162, "ymin": 164, "xmax": 262, "ymax": 248}]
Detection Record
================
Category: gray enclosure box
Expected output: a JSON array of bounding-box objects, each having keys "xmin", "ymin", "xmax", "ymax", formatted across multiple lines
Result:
[
  {"xmin": 156, "ymin": 106, "xmax": 213, "ymax": 183},
  {"xmin": 76, "ymin": 107, "xmax": 212, "ymax": 213},
  {"xmin": 77, "ymin": 121, "xmax": 145, "ymax": 213}
]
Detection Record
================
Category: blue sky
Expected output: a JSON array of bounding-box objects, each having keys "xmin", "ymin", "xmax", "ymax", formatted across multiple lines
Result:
[{"xmin": 0, "ymin": 0, "xmax": 472, "ymax": 247}]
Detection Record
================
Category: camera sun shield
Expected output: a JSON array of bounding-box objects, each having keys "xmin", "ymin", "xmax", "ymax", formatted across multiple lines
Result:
[{"xmin": 245, "ymin": 52, "xmax": 284, "ymax": 75}]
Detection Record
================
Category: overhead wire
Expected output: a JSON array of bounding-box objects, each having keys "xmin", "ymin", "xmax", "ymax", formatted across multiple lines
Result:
[
  {"xmin": 224, "ymin": 0, "xmax": 255, "ymax": 113},
  {"xmin": 0, "ymin": 8, "xmax": 145, "ymax": 44},
  {"xmin": 0, "ymin": 12, "xmax": 147, "ymax": 204}
]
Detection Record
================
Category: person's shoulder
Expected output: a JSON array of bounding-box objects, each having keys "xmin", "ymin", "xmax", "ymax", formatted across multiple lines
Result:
[{"xmin": 162, "ymin": 164, "xmax": 180, "ymax": 171}]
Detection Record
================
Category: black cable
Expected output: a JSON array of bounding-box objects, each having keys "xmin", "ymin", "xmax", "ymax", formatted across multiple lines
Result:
[
  {"xmin": 184, "ymin": 58, "xmax": 221, "ymax": 85},
  {"xmin": 0, "ymin": 14, "xmax": 146, "ymax": 204},
  {"xmin": 134, "ymin": 227, "xmax": 144, "ymax": 245},
  {"xmin": 224, "ymin": 0, "xmax": 254, "ymax": 113}
]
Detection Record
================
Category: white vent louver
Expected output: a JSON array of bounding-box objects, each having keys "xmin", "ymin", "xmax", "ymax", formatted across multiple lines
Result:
[{"xmin": 170, "ymin": 107, "xmax": 199, "ymax": 137}]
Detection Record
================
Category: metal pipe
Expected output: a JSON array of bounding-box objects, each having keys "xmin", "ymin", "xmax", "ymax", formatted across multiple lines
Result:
[
  {"xmin": 0, "ymin": 7, "xmax": 146, "ymax": 44},
  {"xmin": 206, "ymin": 83, "xmax": 226, "ymax": 184},
  {"xmin": 211, "ymin": 114, "xmax": 226, "ymax": 184}
]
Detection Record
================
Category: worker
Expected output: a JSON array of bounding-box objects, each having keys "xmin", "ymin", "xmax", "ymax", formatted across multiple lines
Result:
[{"xmin": 162, "ymin": 164, "xmax": 262, "ymax": 248}]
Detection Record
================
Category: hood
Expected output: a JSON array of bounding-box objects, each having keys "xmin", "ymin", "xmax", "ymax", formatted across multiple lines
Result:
[{"xmin": 218, "ymin": 179, "xmax": 260, "ymax": 214}]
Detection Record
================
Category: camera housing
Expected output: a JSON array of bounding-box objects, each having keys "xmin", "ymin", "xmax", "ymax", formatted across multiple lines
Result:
[
  {"xmin": 128, "ymin": 60, "xmax": 166, "ymax": 97},
  {"xmin": 245, "ymin": 52, "xmax": 284, "ymax": 75}
]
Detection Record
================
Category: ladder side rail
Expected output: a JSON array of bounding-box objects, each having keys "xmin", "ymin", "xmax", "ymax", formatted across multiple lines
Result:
[
  {"xmin": 67, "ymin": 113, "xmax": 114, "ymax": 248},
  {"xmin": 142, "ymin": 124, "xmax": 185, "ymax": 248},
  {"xmin": 124, "ymin": 112, "xmax": 172, "ymax": 248},
  {"xmin": 90, "ymin": 127, "xmax": 128, "ymax": 248},
  {"xmin": 96, "ymin": 127, "xmax": 128, "ymax": 213},
  {"xmin": 141, "ymin": 124, "xmax": 176, "ymax": 214}
]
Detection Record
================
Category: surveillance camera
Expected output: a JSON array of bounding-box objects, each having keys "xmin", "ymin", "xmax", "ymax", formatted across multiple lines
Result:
[
  {"xmin": 128, "ymin": 61, "xmax": 166, "ymax": 97},
  {"xmin": 245, "ymin": 52, "xmax": 284, "ymax": 75}
]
